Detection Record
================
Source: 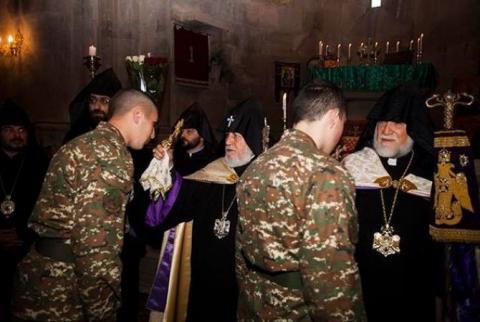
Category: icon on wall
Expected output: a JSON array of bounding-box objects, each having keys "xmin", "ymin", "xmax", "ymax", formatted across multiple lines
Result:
[{"xmin": 275, "ymin": 61, "xmax": 300, "ymax": 102}]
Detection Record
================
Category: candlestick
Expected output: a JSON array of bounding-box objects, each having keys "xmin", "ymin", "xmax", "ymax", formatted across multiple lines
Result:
[
  {"xmin": 88, "ymin": 45, "xmax": 97, "ymax": 57},
  {"xmin": 336, "ymin": 44, "xmax": 341, "ymax": 65},
  {"xmin": 386, "ymin": 41, "xmax": 389, "ymax": 54},
  {"xmin": 348, "ymin": 43, "xmax": 352, "ymax": 64},
  {"xmin": 83, "ymin": 55, "xmax": 102, "ymax": 79},
  {"xmin": 396, "ymin": 41, "xmax": 400, "ymax": 52},
  {"xmin": 319, "ymin": 41, "xmax": 323, "ymax": 58},
  {"xmin": 416, "ymin": 33, "xmax": 424, "ymax": 64},
  {"xmin": 282, "ymin": 92, "xmax": 287, "ymax": 132}
]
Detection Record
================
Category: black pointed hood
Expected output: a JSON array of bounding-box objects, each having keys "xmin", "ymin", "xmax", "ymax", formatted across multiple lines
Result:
[
  {"xmin": 356, "ymin": 85, "xmax": 434, "ymax": 157},
  {"xmin": 219, "ymin": 98, "xmax": 265, "ymax": 156}
]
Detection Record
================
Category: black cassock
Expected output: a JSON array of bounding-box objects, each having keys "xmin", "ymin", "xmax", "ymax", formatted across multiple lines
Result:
[
  {"xmin": 160, "ymin": 170, "xmax": 241, "ymax": 322},
  {"xmin": 354, "ymin": 150, "xmax": 443, "ymax": 322}
]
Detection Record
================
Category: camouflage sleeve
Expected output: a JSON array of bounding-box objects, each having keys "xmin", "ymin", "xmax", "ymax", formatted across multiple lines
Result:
[
  {"xmin": 299, "ymin": 170, "xmax": 366, "ymax": 321},
  {"xmin": 70, "ymin": 159, "xmax": 129, "ymax": 320}
]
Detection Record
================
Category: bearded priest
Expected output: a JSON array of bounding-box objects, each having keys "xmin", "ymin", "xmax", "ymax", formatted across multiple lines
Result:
[
  {"xmin": 343, "ymin": 86, "xmax": 443, "ymax": 322},
  {"xmin": 144, "ymin": 98, "xmax": 264, "ymax": 322}
]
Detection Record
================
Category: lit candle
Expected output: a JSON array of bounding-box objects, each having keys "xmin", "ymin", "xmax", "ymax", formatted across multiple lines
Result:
[
  {"xmin": 8, "ymin": 35, "xmax": 14, "ymax": 44},
  {"xmin": 282, "ymin": 92, "xmax": 287, "ymax": 130},
  {"xmin": 88, "ymin": 45, "xmax": 97, "ymax": 57},
  {"xmin": 386, "ymin": 41, "xmax": 390, "ymax": 54},
  {"xmin": 374, "ymin": 41, "xmax": 378, "ymax": 51},
  {"xmin": 417, "ymin": 37, "xmax": 421, "ymax": 52},
  {"xmin": 348, "ymin": 43, "xmax": 352, "ymax": 60},
  {"xmin": 325, "ymin": 44, "xmax": 329, "ymax": 56},
  {"xmin": 409, "ymin": 40, "xmax": 414, "ymax": 50},
  {"xmin": 396, "ymin": 41, "xmax": 400, "ymax": 52},
  {"xmin": 419, "ymin": 33, "xmax": 424, "ymax": 52},
  {"xmin": 337, "ymin": 43, "xmax": 341, "ymax": 60},
  {"xmin": 319, "ymin": 41, "xmax": 323, "ymax": 57}
]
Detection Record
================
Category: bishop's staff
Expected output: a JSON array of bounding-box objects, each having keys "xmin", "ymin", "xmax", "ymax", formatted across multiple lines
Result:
[{"xmin": 140, "ymin": 119, "xmax": 184, "ymax": 201}]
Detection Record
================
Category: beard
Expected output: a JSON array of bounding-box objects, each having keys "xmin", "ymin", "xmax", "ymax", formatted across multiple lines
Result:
[
  {"xmin": 181, "ymin": 136, "xmax": 202, "ymax": 150},
  {"xmin": 225, "ymin": 146, "xmax": 254, "ymax": 168},
  {"xmin": 373, "ymin": 127, "xmax": 414, "ymax": 158},
  {"xmin": 1, "ymin": 138, "xmax": 27, "ymax": 153},
  {"xmin": 89, "ymin": 110, "xmax": 107, "ymax": 124}
]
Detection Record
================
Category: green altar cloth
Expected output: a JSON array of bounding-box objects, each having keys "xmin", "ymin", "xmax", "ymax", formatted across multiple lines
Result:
[{"xmin": 308, "ymin": 63, "xmax": 436, "ymax": 91}]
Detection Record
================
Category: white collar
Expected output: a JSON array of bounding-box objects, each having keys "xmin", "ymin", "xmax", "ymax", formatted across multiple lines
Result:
[{"xmin": 343, "ymin": 147, "xmax": 432, "ymax": 198}]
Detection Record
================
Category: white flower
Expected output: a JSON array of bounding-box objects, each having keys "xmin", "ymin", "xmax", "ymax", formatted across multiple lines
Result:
[
  {"xmin": 139, "ymin": 55, "xmax": 145, "ymax": 64},
  {"xmin": 125, "ymin": 56, "xmax": 132, "ymax": 61},
  {"xmin": 132, "ymin": 56, "xmax": 139, "ymax": 62}
]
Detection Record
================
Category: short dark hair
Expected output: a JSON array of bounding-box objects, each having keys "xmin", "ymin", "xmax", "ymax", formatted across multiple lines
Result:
[
  {"xmin": 292, "ymin": 81, "xmax": 346, "ymax": 124},
  {"xmin": 107, "ymin": 89, "xmax": 157, "ymax": 119}
]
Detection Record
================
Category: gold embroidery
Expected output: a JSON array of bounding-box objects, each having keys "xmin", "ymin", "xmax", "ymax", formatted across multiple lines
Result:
[
  {"xmin": 434, "ymin": 136, "xmax": 470, "ymax": 148},
  {"xmin": 433, "ymin": 149, "xmax": 473, "ymax": 226},
  {"xmin": 373, "ymin": 176, "xmax": 417, "ymax": 192},
  {"xmin": 430, "ymin": 225, "xmax": 480, "ymax": 243}
]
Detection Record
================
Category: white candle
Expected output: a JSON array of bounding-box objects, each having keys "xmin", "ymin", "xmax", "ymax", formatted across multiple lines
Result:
[
  {"xmin": 409, "ymin": 40, "xmax": 414, "ymax": 50},
  {"xmin": 319, "ymin": 41, "xmax": 323, "ymax": 57},
  {"xmin": 417, "ymin": 37, "xmax": 421, "ymax": 51},
  {"xmin": 337, "ymin": 44, "xmax": 341, "ymax": 60},
  {"xmin": 419, "ymin": 33, "xmax": 424, "ymax": 52},
  {"xmin": 348, "ymin": 43, "xmax": 352, "ymax": 60},
  {"xmin": 386, "ymin": 41, "xmax": 390, "ymax": 54},
  {"xmin": 282, "ymin": 92, "xmax": 287, "ymax": 128},
  {"xmin": 325, "ymin": 45, "xmax": 329, "ymax": 56},
  {"xmin": 88, "ymin": 45, "xmax": 97, "ymax": 57},
  {"xmin": 8, "ymin": 35, "xmax": 13, "ymax": 44},
  {"xmin": 396, "ymin": 41, "xmax": 400, "ymax": 52}
]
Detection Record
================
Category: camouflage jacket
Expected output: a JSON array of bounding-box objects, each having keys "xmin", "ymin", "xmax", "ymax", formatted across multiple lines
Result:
[
  {"xmin": 13, "ymin": 122, "xmax": 133, "ymax": 321},
  {"xmin": 236, "ymin": 129, "xmax": 366, "ymax": 321}
]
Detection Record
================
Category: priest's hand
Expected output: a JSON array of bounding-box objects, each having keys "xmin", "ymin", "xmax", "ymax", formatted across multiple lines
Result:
[{"xmin": 153, "ymin": 144, "xmax": 173, "ymax": 161}]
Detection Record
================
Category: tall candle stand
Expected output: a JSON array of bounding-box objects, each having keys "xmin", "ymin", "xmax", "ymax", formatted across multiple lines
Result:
[
  {"xmin": 416, "ymin": 50, "xmax": 423, "ymax": 64},
  {"xmin": 83, "ymin": 56, "xmax": 101, "ymax": 79}
]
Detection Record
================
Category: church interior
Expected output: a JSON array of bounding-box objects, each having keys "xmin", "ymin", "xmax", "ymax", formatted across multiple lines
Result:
[{"xmin": 1, "ymin": 0, "xmax": 480, "ymax": 321}]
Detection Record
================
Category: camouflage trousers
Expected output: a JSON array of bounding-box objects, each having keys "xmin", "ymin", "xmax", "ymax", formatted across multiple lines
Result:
[{"xmin": 12, "ymin": 248, "xmax": 117, "ymax": 322}]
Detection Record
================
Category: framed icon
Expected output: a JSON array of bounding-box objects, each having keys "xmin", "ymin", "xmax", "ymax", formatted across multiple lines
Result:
[{"xmin": 274, "ymin": 62, "xmax": 300, "ymax": 102}]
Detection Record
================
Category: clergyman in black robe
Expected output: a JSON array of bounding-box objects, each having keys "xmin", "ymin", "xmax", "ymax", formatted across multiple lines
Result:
[
  {"xmin": 0, "ymin": 100, "xmax": 49, "ymax": 322},
  {"xmin": 344, "ymin": 86, "xmax": 443, "ymax": 322},
  {"xmin": 145, "ymin": 98, "xmax": 264, "ymax": 322},
  {"xmin": 173, "ymin": 102, "xmax": 218, "ymax": 176}
]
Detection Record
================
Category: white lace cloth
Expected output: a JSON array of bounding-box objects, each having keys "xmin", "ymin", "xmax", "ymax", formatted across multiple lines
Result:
[{"xmin": 140, "ymin": 153, "xmax": 172, "ymax": 201}]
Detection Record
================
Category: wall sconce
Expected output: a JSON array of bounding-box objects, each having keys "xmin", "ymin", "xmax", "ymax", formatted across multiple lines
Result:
[{"xmin": 0, "ymin": 29, "xmax": 24, "ymax": 57}]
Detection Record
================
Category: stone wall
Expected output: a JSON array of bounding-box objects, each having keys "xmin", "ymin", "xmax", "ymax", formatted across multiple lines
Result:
[{"xmin": 0, "ymin": 0, "xmax": 478, "ymax": 148}]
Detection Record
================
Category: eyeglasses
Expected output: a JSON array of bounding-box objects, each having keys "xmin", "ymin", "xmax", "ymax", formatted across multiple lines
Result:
[{"xmin": 89, "ymin": 95, "xmax": 110, "ymax": 105}]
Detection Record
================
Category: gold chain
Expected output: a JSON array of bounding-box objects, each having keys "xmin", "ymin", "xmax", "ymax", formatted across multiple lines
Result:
[{"xmin": 380, "ymin": 150, "xmax": 415, "ymax": 227}]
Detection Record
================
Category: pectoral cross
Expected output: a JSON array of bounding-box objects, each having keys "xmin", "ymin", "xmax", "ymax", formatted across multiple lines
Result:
[{"xmin": 226, "ymin": 115, "xmax": 235, "ymax": 127}]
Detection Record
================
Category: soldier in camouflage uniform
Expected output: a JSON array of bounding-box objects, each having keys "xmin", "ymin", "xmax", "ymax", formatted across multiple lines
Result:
[
  {"xmin": 236, "ymin": 82, "xmax": 366, "ymax": 321},
  {"xmin": 12, "ymin": 90, "xmax": 158, "ymax": 322}
]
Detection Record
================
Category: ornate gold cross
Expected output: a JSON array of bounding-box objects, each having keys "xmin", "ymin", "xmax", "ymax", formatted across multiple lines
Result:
[{"xmin": 425, "ymin": 90, "xmax": 474, "ymax": 130}]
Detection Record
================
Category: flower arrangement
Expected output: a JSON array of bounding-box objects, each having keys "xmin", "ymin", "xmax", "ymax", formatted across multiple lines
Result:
[{"xmin": 125, "ymin": 54, "xmax": 168, "ymax": 105}]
